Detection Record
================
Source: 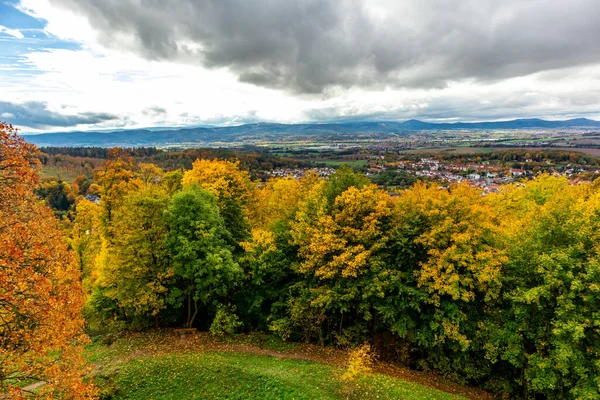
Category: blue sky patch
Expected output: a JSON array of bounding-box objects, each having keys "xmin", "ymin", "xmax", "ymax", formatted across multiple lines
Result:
[
  {"xmin": 0, "ymin": 1, "xmax": 45, "ymax": 30},
  {"xmin": 0, "ymin": 2, "xmax": 82, "ymax": 82}
]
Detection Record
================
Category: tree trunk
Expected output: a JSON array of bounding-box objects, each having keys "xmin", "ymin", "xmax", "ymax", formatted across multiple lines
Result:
[
  {"xmin": 186, "ymin": 293, "xmax": 191, "ymax": 328},
  {"xmin": 189, "ymin": 299, "xmax": 199, "ymax": 328}
]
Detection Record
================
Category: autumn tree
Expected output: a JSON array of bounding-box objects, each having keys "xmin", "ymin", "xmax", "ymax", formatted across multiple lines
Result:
[
  {"xmin": 162, "ymin": 169, "xmax": 183, "ymax": 194},
  {"xmin": 483, "ymin": 176, "xmax": 600, "ymax": 398},
  {"xmin": 35, "ymin": 179, "xmax": 75, "ymax": 212},
  {"xmin": 70, "ymin": 198, "xmax": 103, "ymax": 294},
  {"xmin": 321, "ymin": 165, "xmax": 370, "ymax": 211},
  {"xmin": 166, "ymin": 185, "xmax": 241, "ymax": 328},
  {"xmin": 386, "ymin": 182, "xmax": 507, "ymax": 381},
  {"xmin": 0, "ymin": 122, "xmax": 96, "ymax": 398},
  {"xmin": 182, "ymin": 159, "xmax": 253, "ymax": 246},
  {"xmin": 94, "ymin": 148, "xmax": 138, "ymax": 228},
  {"xmin": 136, "ymin": 163, "xmax": 163, "ymax": 186},
  {"xmin": 249, "ymin": 177, "xmax": 302, "ymax": 230},
  {"xmin": 98, "ymin": 185, "xmax": 172, "ymax": 329},
  {"xmin": 287, "ymin": 182, "xmax": 395, "ymax": 345}
]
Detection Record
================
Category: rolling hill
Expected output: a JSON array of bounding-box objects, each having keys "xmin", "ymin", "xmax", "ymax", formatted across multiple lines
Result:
[{"xmin": 22, "ymin": 118, "xmax": 600, "ymax": 147}]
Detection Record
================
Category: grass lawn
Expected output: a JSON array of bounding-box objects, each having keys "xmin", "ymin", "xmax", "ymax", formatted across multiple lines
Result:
[{"xmin": 93, "ymin": 351, "xmax": 465, "ymax": 400}]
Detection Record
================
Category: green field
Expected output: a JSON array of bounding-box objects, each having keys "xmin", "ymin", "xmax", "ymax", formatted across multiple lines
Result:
[
  {"xmin": 319, "ymin": 160, "xmax": 368, "ymax": 167},
  {"xmin": 400, "ymin": 145, "xmax": 600, "ymax": 157},
  {"xmin": 400, "ymin": 147, "xmax": 496, "ymax": 155},
  {"xmin": 39, "ymin": 165, "xmax": 80, "ymax": 182},
  {"xmin": 88, "ymin": 334, "xmax": 467, "ymax": 400}
]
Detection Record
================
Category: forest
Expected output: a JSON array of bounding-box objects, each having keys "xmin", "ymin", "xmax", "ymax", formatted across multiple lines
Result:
[{"xmin": 3, "ymin": 122, "xmax": 600, "ymax": 399}]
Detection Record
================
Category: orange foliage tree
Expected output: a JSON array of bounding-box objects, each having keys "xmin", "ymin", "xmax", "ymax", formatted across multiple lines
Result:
[{"xmin": 0, "ymin": 122, "xmax": 96, "ymax": 398}]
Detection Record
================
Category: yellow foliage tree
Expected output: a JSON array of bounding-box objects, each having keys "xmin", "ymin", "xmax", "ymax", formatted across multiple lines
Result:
[
  {"xmin": 182, "ymin": 159, "xmax": 254, "ymax": 244},
  {"xmin": 136, "ymin": 163, "xmax": 164, "ymax": 186},
  {"xmin": 249, "ymin": 177, "xmax": 302, "ymax": 230},
  {"xmin": 395, "ymin": 182, "xmax": 507, "ymax": 350},
  {"xmin": 103, "ymin": 185, "xmax": 173, "ymax": 327},
  {"xmin": 400, "ymin": 182, "xmax": 506, "ymax": 304},
  {"xmin": 289, "ymin": 183, "xmax": 394, "ymax": 345},
  {"xmin": 182, "ymin": 158, "xmax": 253, "ymax": 204},
  {"xmin": 94, "ymin": 149, "xmax": 139, "ymax": 228},
  {"xmin": 293, "ymin": 184, "xmax": 393, "ymax": 280},
  {"xmin": 70, "ymin": 198, "xmax": 104, "ymax": 298}
]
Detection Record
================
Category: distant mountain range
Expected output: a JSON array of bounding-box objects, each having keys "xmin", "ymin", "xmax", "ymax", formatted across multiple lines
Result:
[{"xmin": 23, "ymin": 118, "xmax": 600, "ymax": 147}]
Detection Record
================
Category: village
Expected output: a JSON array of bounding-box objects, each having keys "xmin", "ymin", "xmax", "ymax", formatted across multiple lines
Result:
[{"xmin": 266, "ymin": 154, "xmax": 598, "ymax": 194}]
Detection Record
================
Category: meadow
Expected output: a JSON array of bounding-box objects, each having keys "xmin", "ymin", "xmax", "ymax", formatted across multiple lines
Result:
[{"xmin": 88, "ymin": 331, "xmax": 472, "ymax": 400}]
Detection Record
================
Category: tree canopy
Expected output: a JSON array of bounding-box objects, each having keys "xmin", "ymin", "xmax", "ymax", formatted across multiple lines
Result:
[{"xmin": 0, "ymin": 122, "xmax": 95, "ymax": 398}]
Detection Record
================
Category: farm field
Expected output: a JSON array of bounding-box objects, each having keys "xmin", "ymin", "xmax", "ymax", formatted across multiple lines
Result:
[
  {"xmin": 401, "ymin": 146, "xmax": 600, "ymax": 156},
  {"xmin": 38, "ymin": 165, "xmax": 82, "ymax": 182},
  {"xmin": 318, "ymin": 159, "xmax": 369, "ymax": 167}
]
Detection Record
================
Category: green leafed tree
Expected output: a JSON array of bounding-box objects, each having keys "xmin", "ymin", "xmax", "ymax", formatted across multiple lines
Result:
[
  {"xmin": 483, "ymin": 176, "xmax": 600, "ymax": 398},
  {"xmin": 166, "ymin": 185, "xmax": 242, "ymax": 328}
]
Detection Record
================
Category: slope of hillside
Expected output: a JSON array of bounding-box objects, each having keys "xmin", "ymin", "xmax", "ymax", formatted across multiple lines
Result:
[{"xmin": 88, "ymin": 331, "xmax": 483, "ymax": 400}]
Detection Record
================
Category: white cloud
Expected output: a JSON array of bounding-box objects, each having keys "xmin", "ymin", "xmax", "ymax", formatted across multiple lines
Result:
[
  {"xmin": 18, "ymin": 0, "xmax": 98, "ymax": 44},
  {"xmin": 4, "ymin": 45, "xmax": 313, "ymax": 131},
  {"xmin": 0, "ymin": 25, "xmax": 25, "ymax": 39}
]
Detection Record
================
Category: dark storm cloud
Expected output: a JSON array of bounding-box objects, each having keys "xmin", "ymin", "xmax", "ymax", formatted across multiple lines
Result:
[
  {"xmin": 0, "ymin": 101, "xmax": 118, "ymax": 128},
  {"xmin": 48, "ymin": 0, "xmax": 600, "ymax": 94}
]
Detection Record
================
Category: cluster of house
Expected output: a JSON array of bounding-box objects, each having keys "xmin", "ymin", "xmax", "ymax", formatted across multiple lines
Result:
[
  {"xmin": 267, "ymin": 167, "xmax": 336, "ymax": 179},
  {"xmin": 369, "ymin": 158, "xmax": 598, "ymax": 193}
]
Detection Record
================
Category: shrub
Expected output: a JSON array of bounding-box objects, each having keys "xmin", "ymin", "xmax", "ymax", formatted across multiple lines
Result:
[
  {"xmin": 342, "ymin": 343, "xmax": 374, "ymax": 382},
  {"xmin": 210, "ymin": 304, "xmax": 243, "ymax": 336}
]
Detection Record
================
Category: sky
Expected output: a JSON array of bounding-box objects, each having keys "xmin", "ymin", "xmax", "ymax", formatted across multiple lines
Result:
[{"xmin": 1, "ymin": 0, "xmax": 600, "ymax": 133}]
